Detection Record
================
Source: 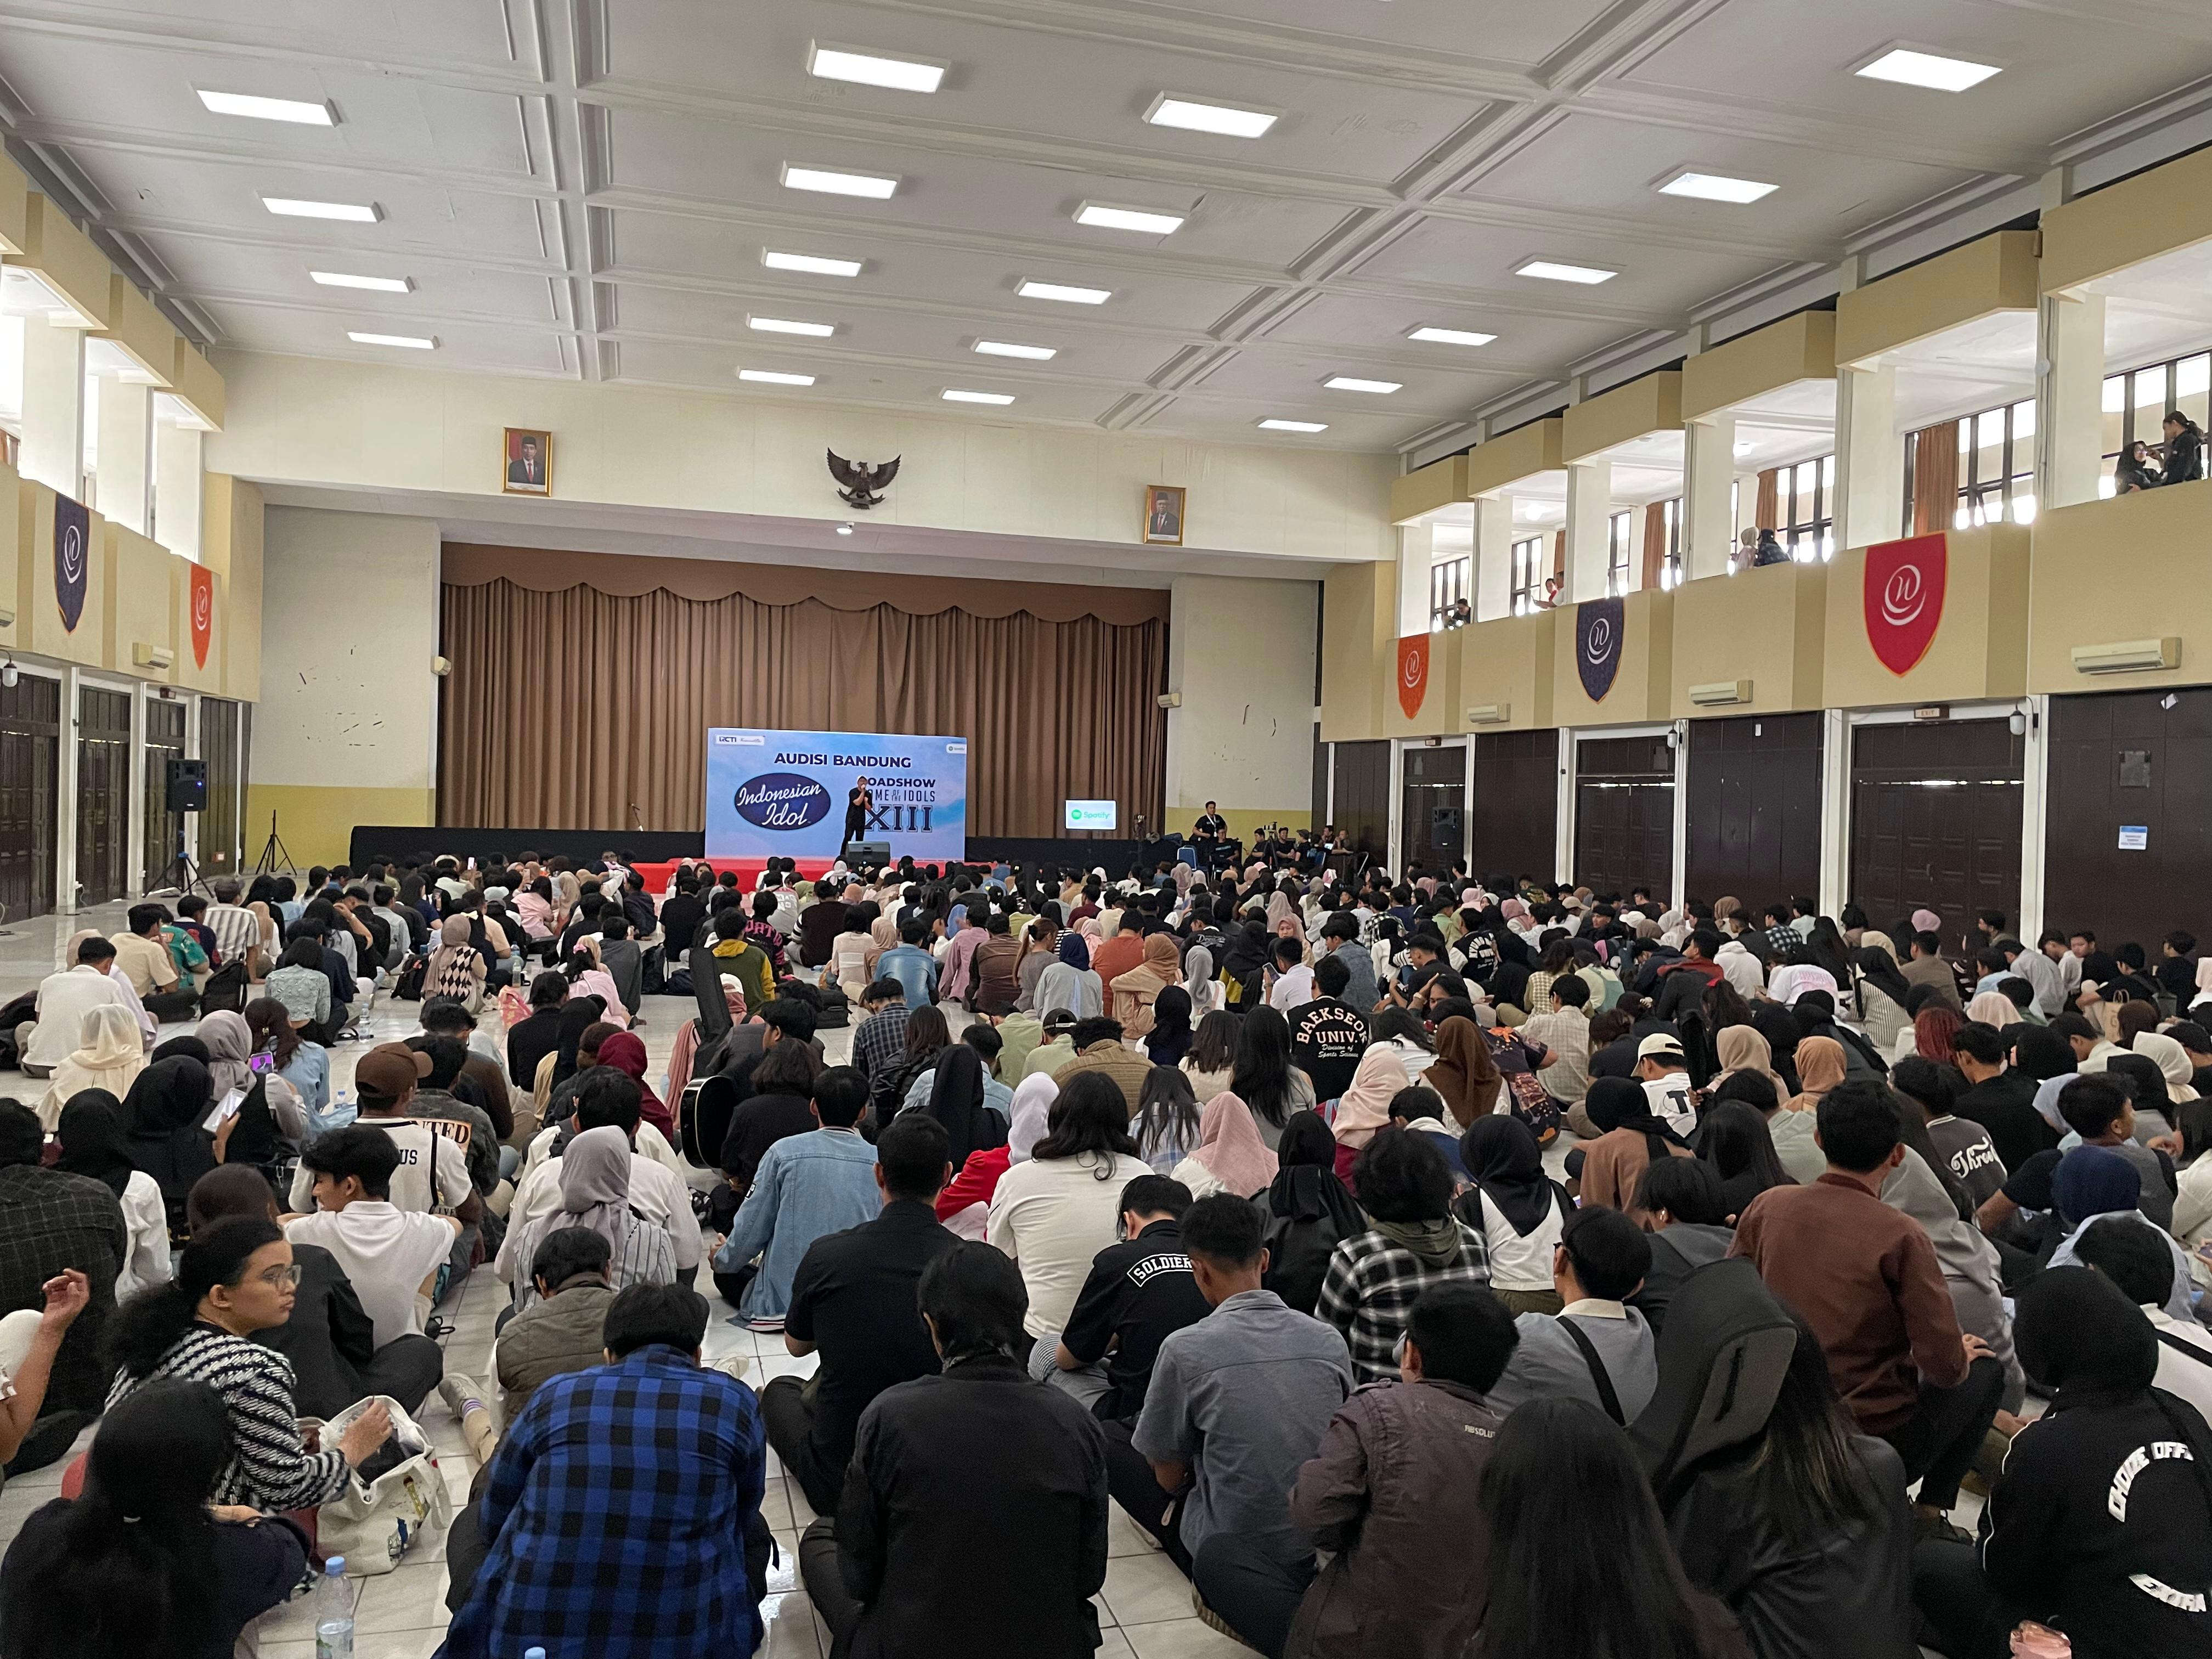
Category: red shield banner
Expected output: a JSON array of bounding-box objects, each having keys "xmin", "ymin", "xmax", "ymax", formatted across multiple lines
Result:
[
  {"xmin": 1397, "ymin": 634, "xmax": 1429, "ymax": 720},
  {"xmin": 1863, "ymin": 533, "xmax": 1946, "ymax": 676},
  {"xmin": 189, "ymin": 563, "xmax": 213, "ymax": 669}
]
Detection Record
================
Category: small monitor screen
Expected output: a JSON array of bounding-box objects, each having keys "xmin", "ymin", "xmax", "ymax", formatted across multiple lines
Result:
[{"xmin": 1064, "ymin": 799, "xmax": 1118, "ymax": 831}]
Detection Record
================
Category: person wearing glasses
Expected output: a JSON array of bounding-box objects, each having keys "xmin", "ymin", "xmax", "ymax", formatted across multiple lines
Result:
[{"xmin": 105, "ymin": 1216, "xmax": 394, "ymax": 1513}]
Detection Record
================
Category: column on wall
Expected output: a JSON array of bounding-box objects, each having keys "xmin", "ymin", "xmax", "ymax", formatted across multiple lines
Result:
[
  {"xmin": 95, "ymin": 377, "xmax": 152, "ymax": 534},
  {"xmin": 1473, "ymin": 496, "xmax": 1513, "ymax": 620},
  {"xmin": 1396, "ymin": 523, "xmax": 1435, "ymax": 637},
  {"xmin": 2040, "ymin": 290, "xmax": 2107, "ymax": 513},
  {"xmin": 1682, "ymin": 413, "xmax": 1736, "ymax": 580},
  {"xmin": 19, "ymin": 318, "xmax": 86, "ymax": 499},
  {"xmin": 1834, "ymin": 363, "xmax": 1901, "ymax": 549},
  {"xmin": 154, "ymin": 418, "xmax": 203, "ymax": 560},
  {"xmin": 1564, "ymin": 459, "xmax": 1612, "ymax": 601}
]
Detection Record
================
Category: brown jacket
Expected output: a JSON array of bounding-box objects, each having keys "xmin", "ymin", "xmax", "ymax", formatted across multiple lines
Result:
[
  {"xmin": 970, "ymin": 935, "xmax": 1025, "ymax": 1017},
  {"xmin": 1109, "ymin": 964, "xmax": 1174, "ymax": 1038},
  {"xmin": 1051, "ymin": 1039, "xmax": 1154, "ymax": 1118},
  {"xmin": 1900, "ymin": 953, "xmax": 1964, "ymax": 1012},
  {"xmin": 494, "ymin": 1276, "xmax": 614, "ymax": 1423},
  {"xmin": 1578, "ymin": 1127, "xmax": 1694, "ymax": 1223},
  {"xmin": 1285, "ymin": 1376, "xmax": 1504, "ymax": 1659}
]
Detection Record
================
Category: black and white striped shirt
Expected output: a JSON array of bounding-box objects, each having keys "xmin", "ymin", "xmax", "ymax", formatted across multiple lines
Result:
[{"xmin": 108, "ymin": 1323, "xmax": 352, "ymax": 1510}]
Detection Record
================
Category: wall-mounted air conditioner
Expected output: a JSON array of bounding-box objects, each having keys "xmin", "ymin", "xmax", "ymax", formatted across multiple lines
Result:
[
  {"xmin": 1466, "ymin": 703, "xmax": 1510, "ymax": 724},
  {"xmin": 1688, "ymin": 679, "xmax": 1753, "ymax": 706},
  {"xmin": 2071, "ymin": 637, "xmax": 2179, "ymax": 675}
]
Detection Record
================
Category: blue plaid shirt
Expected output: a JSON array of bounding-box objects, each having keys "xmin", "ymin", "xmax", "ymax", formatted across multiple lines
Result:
[{"xmin": 439, "ymin": 1345, "xmax": 768, "ymax": 1659}]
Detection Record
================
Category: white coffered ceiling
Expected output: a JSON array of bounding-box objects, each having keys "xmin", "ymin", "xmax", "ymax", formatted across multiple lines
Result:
[{"xmin": 3, "ymin": 0, "xmax": 2211, "ymax": 456}]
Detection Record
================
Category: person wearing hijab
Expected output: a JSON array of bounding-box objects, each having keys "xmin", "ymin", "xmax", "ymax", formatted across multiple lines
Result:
[
  {"xmin": 2132, "ymin": 1030, "xmax": 2200, "ymax": 1105},
  {"xmin": 1425, "ymin": 1015, "xmax": 1501, "ymax": 1129},
  {"xmin": 596, "ymin": 1030, "xmax": 675, "ymax": 1147},
  {"xmin": 1711, "ymin": 1025, "xmax": 1786, "ymax": 1095},
  {"xmin": 54, "ymin": 1090, "xmax": 172, "ymax": 1301},
  {"xmin": 919, "ymin": 1045, "xmax": 1007, "ymax": 1172},
  {"xmin": 1182, "ymin": 944, "xmax": 1223, "ymax": 1017},
  {"xmin": 1912, "ymin": 1267, "xmax": 2212, "ymax": 1659},
  {"xmin": 1576, "ymin": 1075, "xmax": 1693, "ymax": 1222},
  {"xmin": 935, "ymin": 1073, "xmax": 1054, "ymax": 1242},
  {"xmin": 122, "ymin": 1057, "xmax": 217, "ymax": 1240},
  {"xmin": 1170, "ymin": 1091, "xmax": 1279, "ymax": 1200},
  {"xmin": 1036, "ymin": 933, "xmax": 1103, "ymax": 1022},
  {"xmin": 2035, "ymin": 1144, "xmax": 2198, "ymax": 1324},
  {"xmin": 1965, "ymin": 990, "xmax": 2018, "ymax": 1032},
  {"xmin": 1109, "ymin": 933, "xmax": 1183, "ymax": 1039},
  {"xmin": 1329, "ymin": 1049, "xmax": 1413, "ymax": 1188},
  {"xmin": 864, "ymin": 915, "xmax": 899, "ymax": 981},
  {"xmin": 426, "ymin": 915, "xmax": 488, "ymax": 1013},
  {"xmin": 546, "ymin": 994, "xmax": 609, "ymax": 1095},
  {"xmin": 1783, "ymin": 1035, "xmax": 1849, "ymax": 1117},
  {"xmin": 501, "ymin": 1125, "xmax": 674, "ymax": 1316},
  {"xmin": 1145, "ymin": 985, "xmax": 1195, "ymax": 1069},
  {"xmin": 1454, "ymin": 1114, "xmax": 1570, "ymax": 1314},
  {"xmin": 37, "ymin": 1002, "xmax": 145, "ymax": 1132},
  {"xmin": 1852, "ymin": 947, "xmax": 1914, "ymax": 1055},
  {"xmin": 1877, "ymin": 1143, "xmax": 2021, "ymax": 1412},
  {"xmin": 195, "ymin": 1010, "xmax": 256, "ymax": 1104},
  {"xmin": 1259, "ymin": 1111, "xmax": 1365, "ymax": 1316}
]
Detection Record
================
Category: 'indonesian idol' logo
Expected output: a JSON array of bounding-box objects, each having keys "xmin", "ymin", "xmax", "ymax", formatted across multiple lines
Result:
[{"xmin": 733, "ymin": 772, "xmax": 832, "ymax": 831}]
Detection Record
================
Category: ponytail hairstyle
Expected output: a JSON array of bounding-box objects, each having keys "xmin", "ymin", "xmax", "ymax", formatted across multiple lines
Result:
[
  {"xmin": 105, "ymin": 1216, "xmax": 281, "ymax": 1382},
  {"xmin": 0, "ymin": 1379, "xmax": 229, "ymax": 1658}
]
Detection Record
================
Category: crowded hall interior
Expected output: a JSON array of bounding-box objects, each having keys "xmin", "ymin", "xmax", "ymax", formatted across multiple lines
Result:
[{"xmin": 2, "ymin": 3, "xmax": 2212, "ymax": 1657}]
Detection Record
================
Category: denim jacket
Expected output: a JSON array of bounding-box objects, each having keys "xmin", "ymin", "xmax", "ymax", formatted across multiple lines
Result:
[
  {"xmin": 713, "ymin": 1127, "xmax": 881, "ymax": 1319},
  {"xmin": 875, "ymin": 944, "xmax": 938, "ymax": 1011}
]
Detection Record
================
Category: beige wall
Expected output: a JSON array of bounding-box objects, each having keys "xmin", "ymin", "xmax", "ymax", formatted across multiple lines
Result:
[
  {"xmin": 1820, "ymin": 523, "xmax": 2029, "ymax": 709},
  {"xmin": 1458, "ymin": 609, "xmax": 1558, "ymax": 733},
  {"xmin": 1391, "ymin": 454, "xmax": 1466, "ymax": 525},
  {"xmin": 2041, "ymin": 148, "xmax": 2212, "ymax": 294},
  {"xmin": 1164, "ymin": 573, "xmax": 1318, "ymax": 831},
  {"xmin": 208, "ymin": 352, "xmax": 1395, "ymax": 567},
  {"xmin": 1553, "ymin": 589, "xmax": 1674, "ymax": 727},
  {"xmin": 2027, "ymin": 479, "xmax": 2212, "ymax": 692},
  {"xmin": 1835, "ymin": 230, "xmax": 2039, "ymax": 367},
  {"xmin": 1667, "ymin": 561, "xmax": 1829, "ymax": 716},
  {"xmin": 1319, "ymin": 561, "xmax": 1393, "ymax": 741},
  {"xmin": 1563, "ymin": 373, "xmax": 1682, "ymax": 464},
  {"xmin": 1681, "ymin": 313, "xmax": 1837, "ymax": 421}
]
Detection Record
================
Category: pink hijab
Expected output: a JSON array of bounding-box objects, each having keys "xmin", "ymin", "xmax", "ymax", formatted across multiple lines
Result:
[{"xmin": 1189, "ymin": 1091, "xmax": 1278, "ymax": 1198}]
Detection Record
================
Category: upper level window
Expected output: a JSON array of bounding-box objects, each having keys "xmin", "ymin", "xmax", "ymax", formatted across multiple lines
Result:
[
  {"xmin": 1509, "ymin": 537, "xmax": 1544, "ymax": 614},
  {"xmin": 1657, "ymin": 497, "xmax": 1684, "ymax": 589},
  {"xmin": 2102, "ymin": 349, "xmax": 2211, "ymax": 494},
  {"xmin": 1429, "ymin": 556, "xmax": 1470, "ymax": 629},
  {"xmin": 1958, "ymin": 399, "xmax": 2036, "ymax": 526},
  {"xmin": 1606, "ymin": 510, "xmax": 1633, "ymax": 596},
  {"xmin": 1781, "ymin": 455, "xmax": 1836, "ymax": 560}
]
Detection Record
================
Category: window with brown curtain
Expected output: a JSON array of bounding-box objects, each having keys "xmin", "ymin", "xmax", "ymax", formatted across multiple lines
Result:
[
  {"xmin": 1909, "ymin": 421, "xmax": 1961, "ymax": 536},
  {"xmin": 1754, "ymin": 468, "xmax": 1781, "ymax": 531},
  {"xmin": 437, "ymin": 558, "xmax": 1167, "ymax": 839},
  {"xmin": 1641, "ymin": 501, "xmax": 1668, "ymax": 590}
]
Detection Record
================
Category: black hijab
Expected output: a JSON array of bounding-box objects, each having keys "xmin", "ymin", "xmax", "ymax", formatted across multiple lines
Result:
[
  {"xmin": 149, "ymin": 1035, "xmax": 212, "ymax": 1068},
  {"xmin": 1585, "ymin": 1074, "xmax": 1691, "ymax": 1164},
  {"xmin": 122, "ymin": 1057, "xmax": 217, "ymax": 1233},
  {"xmin": 1265, "ymin": 1109, "xmax": 1365, "ymax": 1234},
  {"xmin": 550, "ymin": 995, "xmax": 607, "ymax": 1090},
  {"xmin": 1853, "ymin": 946, "xmax": 1912, "ymax": 1015},
  {"xmin": 53, "ymin": 1090, "xmax": 133, "ymax": 1199},
  {"xmin": 923, "ymin": 1045, "xmax": 1007, "ymax": 1170},
  {"xmin": 1145, "ymin": 985, "xmax": 1194, "ymax": 1068},
  {"xmin": 1457, "ymin": 1113, "xmax": 1562, "ymax": 1236}
]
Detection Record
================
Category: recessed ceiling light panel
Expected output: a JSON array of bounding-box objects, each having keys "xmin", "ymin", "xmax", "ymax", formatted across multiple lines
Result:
[
  {"xmin": 764, "ymin": 251, "xmax": 864, "ymax": 277},
  {"xmin": 1657, "ymin": 170, "xmax": 1778, "ymax": 204},
  {"xmin": 1855, "ymin": 47, "xmax": 2001, "ymax": 91},
  {"xmin": 1324, "ymin": 375, "xmax": 1402, "ymax": 394},
  {"xmin": 1074, "ymin": 201, "xmax": 1186, "ymax": 235},
  {"xmin": 974, "ymin": 340, "xmax": 1057, "ymax": 360},
  {"xmin": 1143, "ymin": 94, "xmax": 1278, "ymax": 138},
  {"xmin": 1018, "ymin": 280, "xmax": 1111, "ymax": 304},
  {"xmin": 1515, "ymin": 259, "xmax": 1617, "ymax": 285},
  {"xmin": 739, "ymin": 369, "xmax": 817, "ymax": 386},
  {"xmin": 264, "ymin": 196, "xmax": 379, "ymax": 222},
  {"xmin": 199, "ymin": 89, "xmax": 335, "ymax": 125},
  {"xmin": 781, "ymin": 165, "xmax": 899, "ymax": 199},
  {"xmin": 1259, "ymin": 419, "xmax": 1328, "ymax": 433},
  {"xmin": 347, "ymin": 331, "xmax": 435, "ymax": 349},
  {"xmin": 1407, "ymin": 326, "xmax": 1497, "ymax": 347},
  {"xmin": 748, "ymin": 316, "xmax": 836, "ymax": 337},
  {"xmin": 805, "ymin": 43, "xmax": 947, "ymax": 93},
  {"xmin": 311, "ymin": 270, "xmax": 411, "ymax": 292},
  {"xmin": 943, "ymin": 388, "xmax": 1015, "ymax": 405}
]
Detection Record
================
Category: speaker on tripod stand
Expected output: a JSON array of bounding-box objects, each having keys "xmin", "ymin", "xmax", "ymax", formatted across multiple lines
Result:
[{"xmin": 161, "ymin": 758, "xmax": 208, "ymax": 896}]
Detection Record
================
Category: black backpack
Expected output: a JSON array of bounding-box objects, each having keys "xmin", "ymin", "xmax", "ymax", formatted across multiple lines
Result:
[{"xmin": 199, "ymin": 960, "xmax": 249, "ymax": 1014}]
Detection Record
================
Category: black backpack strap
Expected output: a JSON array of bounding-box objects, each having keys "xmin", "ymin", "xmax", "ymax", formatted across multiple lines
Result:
[
  {"xmin": 1560, "ymin": 1316, "xmax": 1626, "ymax": 1425},
  {"xmin": 2157, "ymin": 1328, "xmax": 2212, "ymax": 1367}
]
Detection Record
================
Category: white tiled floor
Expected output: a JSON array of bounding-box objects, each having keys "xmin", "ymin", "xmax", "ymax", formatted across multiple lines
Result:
[{"xmin": 0, "ymin": 901, "xmax": 1253, "ymax": 1658}]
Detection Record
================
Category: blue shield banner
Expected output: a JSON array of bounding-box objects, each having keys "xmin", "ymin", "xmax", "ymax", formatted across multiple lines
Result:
[
  {"xmin": 54, "ymin": 495, "xmax": 88, "ymax": 633},
  {"xmin": 1576, "ymin": 597, "xmax": 1624, "ymax": 702}
]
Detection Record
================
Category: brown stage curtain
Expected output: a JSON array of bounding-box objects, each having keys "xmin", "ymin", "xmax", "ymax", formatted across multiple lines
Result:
[
  {"xmin": 1640, "ymin": 501, "xmax": 1667, "ymax": 590},
  {"xmin": 439, "ymin": 579, "xmax": 1166, "ymax": 838},
  {"xmin": 1910, "ymin": 421, "xmax": 1960, "ymax": 536},
  {"xmin": 1754, "ymin": 469, "xmax": 1780, "ymax": 531}
]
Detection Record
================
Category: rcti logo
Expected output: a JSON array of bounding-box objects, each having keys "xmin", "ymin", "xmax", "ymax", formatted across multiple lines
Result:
[{"xmin": 733, "ymin": 773, "xmax": 831, "ymax": 831}]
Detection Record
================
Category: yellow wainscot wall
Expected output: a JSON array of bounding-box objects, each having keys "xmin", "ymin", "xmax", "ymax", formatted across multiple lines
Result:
[
  {"xmin": 1821, "ymin": 523, "xmax": 2029, "ymax": 709},
  {"xmin": 1667, "ymin": 559, "xmax": 1829, "ymax": 717},
  {"xmin": 2025, "ymin": 478, "xmax": 2212, "ymax": 694},
  {"xmin": 1553, "ymin": 588, "xmax": 1674, "ymax": 727},
  {"xmin": 1458, "ymin": 607, "xmax": 1558, "ymax": 734}
]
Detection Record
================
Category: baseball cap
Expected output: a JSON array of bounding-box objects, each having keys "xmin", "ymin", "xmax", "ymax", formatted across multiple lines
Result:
[
  {"xmin": 356, "ymin": 1042, "xmax": 431, "ymax": 1101},
  {"xmin": 1636, "ymin": 1033, "xmax": 1686, "ymax": 1063}
]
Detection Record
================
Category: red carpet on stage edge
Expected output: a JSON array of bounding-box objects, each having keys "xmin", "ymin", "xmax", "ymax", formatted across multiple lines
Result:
[{"xmin": 630, "ymin": 858, "xmax": 851, "ymax": 889}]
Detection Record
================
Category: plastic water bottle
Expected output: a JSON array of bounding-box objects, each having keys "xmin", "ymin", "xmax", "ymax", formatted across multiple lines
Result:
[
  {"xmin": 313, "ymin": 1556, "xmax": 353, "ymax": 1658},
  {"xmin": 527, "ymin": 1650, "xmax": 548, "ymax": 1659}
]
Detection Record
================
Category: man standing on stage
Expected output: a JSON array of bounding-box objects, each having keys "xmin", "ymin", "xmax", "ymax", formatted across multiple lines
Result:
[
  {"xmin": 1192, "ymin": 801, "xmax": 1226, "ymax": 868},
  {"xmin": 844, "ymin": 776, "xmax": 873, "ymax": 851}
]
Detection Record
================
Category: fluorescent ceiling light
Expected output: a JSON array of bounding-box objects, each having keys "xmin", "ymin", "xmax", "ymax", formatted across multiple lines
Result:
[
  {"xmin": 806, "ymin": 44, "xmax": 946, "ymax": 94},
  {"xmin": 198, "ymin": 89, "xmax": 334, "ymax": 125},
  {"xmin": 1515, "ymin": 259, "xmax": 1616, "ymax": 284},
  {"xmin": 1259, "ymin": 419, "xmax": 1328, "ymax": 433},
  {"xmin": 1658, "ymin": 170, "xmax": 1778, "ymax": 204},
  {"xmin": 748, "ymin": 315, "xmax": 835, "ymax": 337},
  {"xmin": 311, "ymin": 270, "xmax": 411, "ymax": 292},
  {"xmin": 1408, "ymin": 326, "xmax": 1496, "ymax": 347},
  {"xmin": 264, "ymin": 196, "xmax": 379, "ymax": 222},
  {"xmin": 739, "ymin": 369, "xmax": 816, "ymax": 386},
  {"xmin": 781, "ymin": 165, "xmax": 899, "ymax": 200},
  {"xmin": 764, "ymin": 251, "xmax": 863, "ymax": 278},
  {"xmin": 1855, "ymin": 48, "xmax": 2001, "ymax": 92},
  {"xmin": 1019, "ymin": 280, "xmax": 1111, "ymax": 304},
  {"xmin": 1074, "ymin": 201, "xmax": 1185, "ymax": 235},
  {"xmin": 347, "ymin": 331, "xmax": 434, "ymax": 349},
  {"xmin": 1324, "ymin": 375, "xmax": 1401, "ymax": 394},
  {"xmin": 1144, "ymin": 95, "xmax": 1278, "ymax": 139},
  {"xmin": 974, "ymin": 340, "xmax": 1057, "ymax": 360},
  {"xmin": 943, "ymin": 388, "xmax": 1015, "ymax": 405}
]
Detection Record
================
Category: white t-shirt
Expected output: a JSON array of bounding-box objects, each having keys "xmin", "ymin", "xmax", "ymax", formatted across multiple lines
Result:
[
  {"xmin": 2147, "ymin": 1307, "xmax": 2212, "ymax": 1431},
  {"xmin": 290, "ymin": 1118, "xmax": 473, "ymax": 1218},
  {"xmin": 117, "ymin": 1170, "xmax": 174, "ymax": 1304},
  {"xmin": 1472, "ymin": 1187, "xmax": 1566, "ymax": 1293},
  {"xmin": 1268, "ymin": 965, "xmax": 1315, "ymax": 1011},
  {"xmin": 986, "ymin": 1151, "xmax": 1154, "ymax": 1337},
  {"xmin": 286, "ymin": 1202, "xmax": 458, "ymax": 1348},
  {"xmin": 1642, "ymin": 1073, "xmax": 1697, "ymax": 1138},
  {"xmin": 523, "ymin": 1118, "xmax": 684, "ymax": 1181}
]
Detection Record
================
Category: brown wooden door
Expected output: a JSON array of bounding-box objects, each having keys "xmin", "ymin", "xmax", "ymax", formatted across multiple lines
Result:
[
  {"xmin": 1399, "ymin": 743, "xmax": 1466, "ymax": 874},
  {"xmin": 76, "ymin": 688, "xmax": 132, "ymax": 907},
  {"xmin": 1575, "ymin": 735, "xmax": 1675, "ymax": 899},
  {"xmin": 143, "ymin": 698, "xmax": 187, "ymax": 892},
  {"xmin": 1469, "ymin": 730, "xmax": 1560, "ymax": 887},
  {"xmin": 1683, "ymin": 714, "xmax": 1824, "ymax": 910},
  {"xmin": 1849, "ymin": 719, "xmax": 2022, "ymax": 948},
  {"xmin": 0, "ymin": 675, "xmax": 60, "ymax": 919},
  {"xmin": 2044, "ymin": 689, "xmax": 2212, "ymax": 952},
  {"xmin": 198, "ymin": 697, "xmax": 242, "ymax": 881},
  {"xmin": 1329, "ymin": 740, "xmax": 1390, "ymax": 860}
]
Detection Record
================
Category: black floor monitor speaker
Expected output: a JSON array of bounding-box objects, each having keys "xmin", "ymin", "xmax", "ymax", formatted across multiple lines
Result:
[
  {"xmin": 842, "ymin": 839, "xmax": 891, "ymax": 866},
  {"xmin": 165, "ymin": 756, "xmax": 207, "ymax": 812}
]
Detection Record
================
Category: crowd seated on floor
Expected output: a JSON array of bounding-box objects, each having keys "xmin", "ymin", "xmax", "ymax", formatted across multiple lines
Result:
[{"xmin": 0, "ymin": 849, "xmax": 2209, "ymax": 1658}]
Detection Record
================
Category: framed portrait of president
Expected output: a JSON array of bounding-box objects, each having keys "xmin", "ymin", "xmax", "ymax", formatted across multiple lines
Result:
[
  {"xmin": 1142, "ymin": 483, "xmax": 1184, "ymax": 546},
  {"xmin": 503, "ymin": 427, "xmax": 552, "ymax": 495}
]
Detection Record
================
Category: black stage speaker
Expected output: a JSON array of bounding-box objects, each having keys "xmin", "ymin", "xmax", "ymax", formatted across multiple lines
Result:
[
  {"xmin": 842, "ymin": 839, "xmax": 891, "ymax": 866},
  {"xmin": 165, "ymin": 756, "xmax": 207, "ymax": 812}
]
